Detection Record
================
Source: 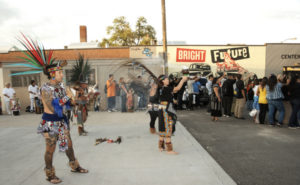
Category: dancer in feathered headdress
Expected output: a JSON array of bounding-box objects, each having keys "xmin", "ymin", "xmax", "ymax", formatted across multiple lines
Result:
[
  {"xmin": 69, "ymin": 54, "xmax": 91, "ymax": 136},
  {"xmin": 14, "ymin": 34, "xmax": 88, "ymax": 184}
]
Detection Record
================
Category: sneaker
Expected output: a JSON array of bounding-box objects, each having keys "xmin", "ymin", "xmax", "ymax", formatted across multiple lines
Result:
[
  {"xmin": 226, "ymin": 115, "xmax": 230, "ymax": 118},
  {"xmin": 223, "ymin": 114, "xmax": 227, "ymax": 117},
  {"xmin": 288, "ymin": 126, "xmax": 297, "ymax": 129},
  {"xmin": 276, "ymin": 123, "xmax": 283, "ymax": 127},
  {"xmin": 108, "ymin": 110, "xmax": 112, "ymax": 113}
]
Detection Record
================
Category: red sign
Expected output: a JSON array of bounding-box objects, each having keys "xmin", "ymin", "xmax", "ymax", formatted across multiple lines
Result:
[{"xmin": 176, "ymin": 48, "xmax": 206, "ymax": 62}]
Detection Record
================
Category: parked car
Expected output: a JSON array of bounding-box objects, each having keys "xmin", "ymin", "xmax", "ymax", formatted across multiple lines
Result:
[{"xmin": 189, "ymin": 63, "xmax": 212, "ymax": 77}]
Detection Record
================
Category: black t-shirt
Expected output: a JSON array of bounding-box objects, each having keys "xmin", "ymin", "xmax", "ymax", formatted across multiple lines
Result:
[
  {"xmin": 289, "ymin": 82, "xmax": 300, "ymax": 100},
  {"xmin": 149, "ymin": 88, "xmax": 160, "ymax": 104},
  {"xmin": 247, "ymin": 88, "xmax": 254, "ymax": 100},
  {"xmin": 236, "ymin": 80, "xmax": 245, "ymax": 99},
  {"xmin": 281, "ymin": 85, "xmax": 289, "ymax": 101},
  {"xmin": 159, "ymin": 86, "xmax": 174, "ymax": 103},
  {"xmin": 222, "ymin": 79, "xmax": 235, "ymax": 97},
  {"xmin": 177, "ymin": 81, "xmax": 187, "ymax": 95}
]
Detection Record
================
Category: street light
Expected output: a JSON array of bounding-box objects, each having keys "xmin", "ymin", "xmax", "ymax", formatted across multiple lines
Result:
[{"xmin": 281, "ymin": 37, "xmax": 297, "ymax": 43}]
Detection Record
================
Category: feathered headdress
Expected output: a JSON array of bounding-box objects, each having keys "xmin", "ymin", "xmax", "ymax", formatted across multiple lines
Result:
[{"xmin": 8, "ymin": 33, "xmax": 67, "ymax": 78}]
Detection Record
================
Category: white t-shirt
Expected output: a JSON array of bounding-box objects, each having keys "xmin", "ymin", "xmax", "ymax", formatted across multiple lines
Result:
[
  {"xmin": 187, "ymin": 80, "xmax": 195, "ymax": 94},
  {"xmin": 28, "ymin": 85, "xmax": 39, "ymax": 99},
  {"xmin": 206, "ymin": 80, "xmax": 213, "ymax": 95},
  {"xmin": 253, "ymin": 85, "xmax": 259, "ymax": 96},
  {"xmin": 2, "ymin": 88, "xmax": 15, "ymax": 102}
]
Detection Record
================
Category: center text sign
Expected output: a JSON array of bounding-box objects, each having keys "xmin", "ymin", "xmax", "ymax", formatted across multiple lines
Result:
[
  {"xmin": 211, "ymin": 47, "xmax": 250, "ymax": 63},
  {"xmin": 176, "ymin": 48, "xmax": 206, "ymax": 62}
]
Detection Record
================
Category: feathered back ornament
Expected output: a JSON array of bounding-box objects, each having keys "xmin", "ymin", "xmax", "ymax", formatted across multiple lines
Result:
[
  {"xmin": 70, "ymin": 53, "xmax": 91, "ymax": 84},
  {"xmin": 8, "ymin": 33, "xmax": 66, "ymax": 79}
]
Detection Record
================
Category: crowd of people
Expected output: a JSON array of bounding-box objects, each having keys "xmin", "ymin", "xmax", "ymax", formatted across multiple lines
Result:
[
  {"xmin": 2, "ymin": 71, "xmax": 299, "ymax": 129},
  {"xmin": 1, "ymin": 74, "xmax": 152, "ymax": 115},
  {"xmin": 144, "ymin": 71, "xmax": 299, "ymax": 129},
  {"xmin": 105, "ymin": 74, "xmax": 150, "ymax": 113},
  {"xmin": 205, "ymin": 73, "xmax": 300, "ymax": 128}
]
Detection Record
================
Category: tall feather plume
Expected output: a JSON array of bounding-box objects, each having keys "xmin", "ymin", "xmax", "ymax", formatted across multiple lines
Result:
[
  {"xmin": 10, "ymin": 33, "xmax": 56, "ymax": 76},
  {"xmin": 17, "ymin": 33, "xmax": 55, "ymax": 68}
]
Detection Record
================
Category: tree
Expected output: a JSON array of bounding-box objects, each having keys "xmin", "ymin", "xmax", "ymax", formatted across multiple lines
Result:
[
  {"xmin": 134, "ymin": 17, "xmax": 156, "ymax": 45},
  {"xmin": 100, "ymin": 16, "xmax": 156, "ymax": 47}
]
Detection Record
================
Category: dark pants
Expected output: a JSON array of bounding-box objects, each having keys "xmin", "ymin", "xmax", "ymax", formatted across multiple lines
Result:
[
  {"xmin": 289, "ymin": 98, "xmax": 300, "ymax": 127},
  {"xmin": 149, "ymin": 110, "xmax": 158, "ymax": 128},
  {"xmin": 259, "ymin": 103, "xmax": 268, "ymax": 124},
  {"xmin": 107, "ymin": 96, "xmax": 115, "ymax": 110},
  {"xmin": 177, "ymin": 93, "xmax": 183, "ymax": 110},
  {"xmin": 223, "ymin": 96, "xmax": 233, "ymax": 116},
  {"xmin": 121, "ymin": 95, "xmax": 127, "ymax": 112},
  {"xmin": 207, "ymin": 95, "xmax": 212, "ymax": 112},
  {"xmin": 194, "ymin": 94, "xmax": 200, "ymax": 107},
  {"xmin": 138, "ymin": 93, "xmax": 147, "ymax": 108},
  {"xmin": 188, "ymin": 94, "xmax": 194, "ymax": 110}
]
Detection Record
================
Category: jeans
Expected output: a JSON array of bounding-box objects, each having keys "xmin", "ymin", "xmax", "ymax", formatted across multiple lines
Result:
[
  {"xmin": 268, "ymin": 99, "xmax": 285, "ymax": 125},
  {"xmin": 253, "ymin": 96, "xmax": 259, "ymax": 110},
  {"xmin": 289, "ymin": 98, "xmax": 300, "ymax": 127},
  {"xmin": 107, "ymin": 96, "xmax": 115, "ymax": 110},
  {"xmin": 246, "ymin": 100, "xmax": 254, "ymax": 111}
]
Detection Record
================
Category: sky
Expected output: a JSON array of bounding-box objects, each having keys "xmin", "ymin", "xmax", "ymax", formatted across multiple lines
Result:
[{"xmin": 0, "ymin": 0, "xmax": 300, "ymax": 50}]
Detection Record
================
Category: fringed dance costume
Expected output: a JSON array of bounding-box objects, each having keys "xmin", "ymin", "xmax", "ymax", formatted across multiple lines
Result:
[{"xmin": 158, "ymin": 86, "xmax": 177, "ymax": 152}]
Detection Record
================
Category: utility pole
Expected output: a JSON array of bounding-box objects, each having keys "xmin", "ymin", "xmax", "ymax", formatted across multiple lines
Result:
[{"xmin": 161, "ymin": 0, "xmax": 168, "ymax": 75}]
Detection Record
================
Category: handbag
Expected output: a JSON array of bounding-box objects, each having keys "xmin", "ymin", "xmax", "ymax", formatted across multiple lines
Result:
[{"xmin": 249, "ymin": 109, "xmax": 257, "ymax": 117}]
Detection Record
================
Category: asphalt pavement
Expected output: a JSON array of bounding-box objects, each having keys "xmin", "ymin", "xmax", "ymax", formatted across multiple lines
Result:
[{"xmin": 177, "ymin": 108, "xmax": 300, "ymax": 185}]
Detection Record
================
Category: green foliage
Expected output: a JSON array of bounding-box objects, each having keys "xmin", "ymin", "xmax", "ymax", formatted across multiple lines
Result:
[
  {"xmin": 135, "ymin": 17, "xmax": 156, "ymax": 45},
  {"xmin": 100, "ymin": 16, "xmax": 156, "ymax": 47},
  {"xmin": 70, "ymin": 53, "xmax": 91, "ymax": 83}
]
